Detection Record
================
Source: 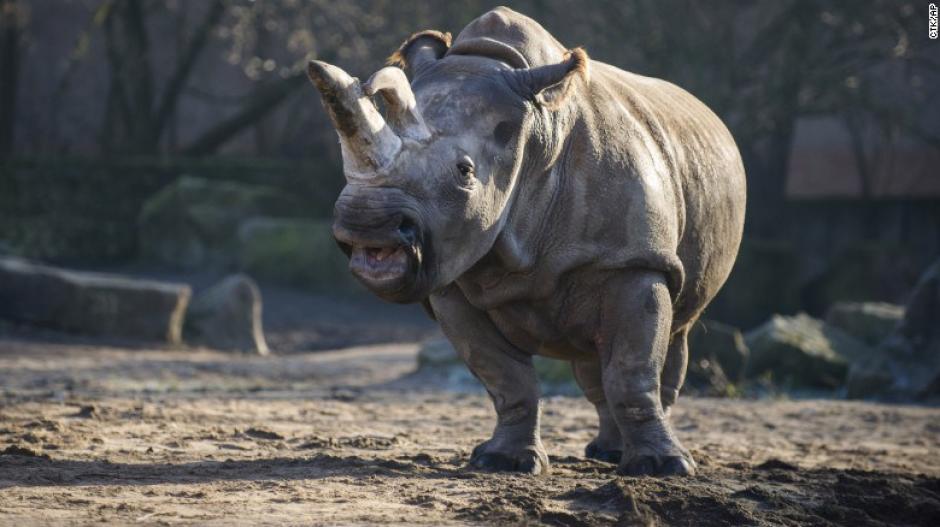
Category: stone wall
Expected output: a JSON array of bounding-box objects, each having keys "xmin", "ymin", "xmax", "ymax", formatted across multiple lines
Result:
[{"xmin": 0, "ymin": 156, "xmax": 342, "ymax": 263}]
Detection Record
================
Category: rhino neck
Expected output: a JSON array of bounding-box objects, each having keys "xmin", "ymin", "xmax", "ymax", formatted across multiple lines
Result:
[
  {"xmin": 458, "ymin": 102, "xmax": 586, "ymax": 307},
  {"xmin": 494, "ymin": 100, "xmax": 580, "ymax": 264}
]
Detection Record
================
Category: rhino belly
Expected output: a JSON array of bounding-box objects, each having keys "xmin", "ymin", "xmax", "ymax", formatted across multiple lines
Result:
[{"xmin": 484, "ymin": 286, "xmax": 602, "ymax": 361}]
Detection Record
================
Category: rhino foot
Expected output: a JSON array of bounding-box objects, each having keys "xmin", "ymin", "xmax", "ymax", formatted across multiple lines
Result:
[
  {"xmin": 585, "ymin": 441, "xmax": 622, "ymax": 464},
  {"xmin": 618, "ymin": 453, "xmax": 696, "ymax": 477},
  {"xmin": 470, "ymin": 441, "xmax": 550, "ymax": 475}
]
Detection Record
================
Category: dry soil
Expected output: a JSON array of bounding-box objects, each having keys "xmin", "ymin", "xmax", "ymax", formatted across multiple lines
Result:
[{"xmin": 1, "ymin": 336, "xmax": 939, "ymax": 526}]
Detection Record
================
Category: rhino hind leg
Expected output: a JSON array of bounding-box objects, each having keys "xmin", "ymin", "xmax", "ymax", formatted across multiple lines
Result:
[
  {"xmin": 572, "ymin": 358, "xmax": 622, "ymax": 463},
  {"xmin": 660, "ymin": 326, "xmax": 690, "ymax": 411},
  {"xmin": 600, "ymin": 270, "xmax": 696, "ymax": 477},
  {"xmin": 429, "ymin": 285, "xmax": 550, "ymax": 475}
]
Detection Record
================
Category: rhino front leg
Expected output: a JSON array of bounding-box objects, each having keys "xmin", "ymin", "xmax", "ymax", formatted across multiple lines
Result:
[
  {"xmin": 572, "ymin": 358, "xmax": 622, "ymax": 463},
  {"xmin": 429, "ymin": 285, "xmax": 549, "ymax": 475},
  {"xmin": 600, "ymin": 270, "xmax": 696, "ymax": 477}
]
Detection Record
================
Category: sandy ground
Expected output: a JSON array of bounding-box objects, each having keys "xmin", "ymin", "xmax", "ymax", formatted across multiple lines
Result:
[{"xmin": 1, "ymin": 336, "xmax": 939, "ymax": 526}]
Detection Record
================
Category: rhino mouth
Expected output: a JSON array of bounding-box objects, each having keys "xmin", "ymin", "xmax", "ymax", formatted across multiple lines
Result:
[
  {"xmin": 333, "ymin": 217, "xmax": 426, "ymax": 302},
  {"xmin": 349, "ymin": 245, "xmax": 411, "ymax": 284}
]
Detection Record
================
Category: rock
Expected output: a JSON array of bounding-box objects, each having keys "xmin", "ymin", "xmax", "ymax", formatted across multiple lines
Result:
[
  {"xmin": 898, "ymin": 259, "xmax": 940, "ymax": 348},
  {"xmin": 684, "ymin": 319, "xmax": 747, "ymax": 396},
  {"xmin": 688, "ymin": 319, "xmax": 749, "ymax": 381},
  {"xmin": 684, "ymin": 356, "xmax": 734, "ymax": 397},
  {"xmin": 139, "ymin": 176, "xmax": 306, "ymax": 269},
  {"xmin": 825, "ymin": 302, "xmax": 904, "ymax": 347},
  {"xmin": 744, "ymin": 313, "xmax": 872, "ymax": 389},
  {"xmin": 847, "ymin": 259, "xmax": 940, "ymax": 399},
  {"xmin": 237, "ymin": 217, "xmax": 358, "ymax": 292},
  {"xmin": 0, "ymin": 257, "xmax": 190, "ymax": 343},
  {"xmin": 184, "ymin": 274, "xmax": 269, "ymax": 354}
]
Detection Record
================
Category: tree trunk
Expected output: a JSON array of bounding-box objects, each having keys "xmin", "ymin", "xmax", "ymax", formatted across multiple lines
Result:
[
  {"xmin": 0, "ymin": 0, "xmax": 20, "ymax": 155},
  {"xmin": 153, "ymin": 0, "xmax": 225, "ymax": 143},
  {"xmin": 744, "ymin": 109, "xmax": 797, "ymax": 239},
  {"xmin": 252, "ymin": 6, "xmax": 274, "ymax": 156},
  {"xmin": 120, "ymin": 0, "xmax": 155, "ymax": 153}
]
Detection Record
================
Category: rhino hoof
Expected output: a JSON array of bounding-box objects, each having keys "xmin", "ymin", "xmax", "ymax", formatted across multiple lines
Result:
[
  {"xmin": 618, "ymin": 454, "xmax": 695, "ymax": 477},
  {"xmin": 585, "ymin": 442, "xmax": 622, "ymax": 464},
  {"xmin": 470, "ymin": 444, "xmax": 549, "ymax": 475}
]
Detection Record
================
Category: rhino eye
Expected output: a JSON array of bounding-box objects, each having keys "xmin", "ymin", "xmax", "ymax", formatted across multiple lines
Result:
[{"xmin": 456, "ymin": 156, "xmax": 474, "ymax": 176}]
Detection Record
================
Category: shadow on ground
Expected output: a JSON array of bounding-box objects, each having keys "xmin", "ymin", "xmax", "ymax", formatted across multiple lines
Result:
[{"xmin": 2, "ymin": 449, "xmax": 939, "ymax": 526}]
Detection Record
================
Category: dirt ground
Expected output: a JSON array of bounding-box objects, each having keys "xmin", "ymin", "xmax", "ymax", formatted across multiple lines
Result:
[{"xmin": 1, "ymin": 331, "xmax": 939, "ymax": 526}]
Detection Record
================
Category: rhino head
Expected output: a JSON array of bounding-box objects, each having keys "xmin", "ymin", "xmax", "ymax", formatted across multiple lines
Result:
[{"xmin": 307, "ymin": 31, "xmax": 587, "ymax": 303}]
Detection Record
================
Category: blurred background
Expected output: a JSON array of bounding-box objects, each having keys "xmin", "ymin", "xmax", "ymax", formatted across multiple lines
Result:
[{"xmin": 0, "ymin": 0, "xmax": 938, "ymax": 397}]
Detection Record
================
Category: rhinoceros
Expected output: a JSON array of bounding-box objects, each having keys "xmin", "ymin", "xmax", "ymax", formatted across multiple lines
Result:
[{"xmin": 306, "ymin": 6, "xmax": 745, "ymax": 476}]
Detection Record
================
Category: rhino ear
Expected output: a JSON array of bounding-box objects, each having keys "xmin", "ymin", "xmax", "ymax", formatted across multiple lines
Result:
[
  {"xmin": 387, "ymin": 30, "xmax": 451, "ymax": 77},
  {"xmin": 512, "ymin": 47, "xmax": 590, "ymax": 111}
]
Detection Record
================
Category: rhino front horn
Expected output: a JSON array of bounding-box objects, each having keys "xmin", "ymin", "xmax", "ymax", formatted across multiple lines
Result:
[{"xmin": 306, "ymin": 60, "xmax": 402, "ymax": 178}]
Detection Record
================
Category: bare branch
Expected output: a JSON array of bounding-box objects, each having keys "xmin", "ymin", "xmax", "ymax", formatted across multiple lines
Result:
[
  {"xmin": 182, "ymin": 71, "xmax": 307, "ymax": 156},
  {"xmin": 153, "ymin": 0, "xmax": 225, "ymax": 139}
]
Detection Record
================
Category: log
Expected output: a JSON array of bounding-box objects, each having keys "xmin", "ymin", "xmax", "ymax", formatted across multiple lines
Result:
[{"xmin": 0, "ymin": 257, "xmax": 190, "ymax": 344}]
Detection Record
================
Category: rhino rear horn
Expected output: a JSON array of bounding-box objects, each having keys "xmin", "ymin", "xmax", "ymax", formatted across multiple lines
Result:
[
  {"xmin": 363, "ymin": 67, "xmax": 431, "ymax": 142},
  {"xmin": 306, "ymin": 60, "xmax": 402, "ymax": 178}
]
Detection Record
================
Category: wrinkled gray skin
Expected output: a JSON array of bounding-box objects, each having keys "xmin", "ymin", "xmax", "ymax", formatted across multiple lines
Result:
[{"xmin": 307, "ymin": 7, "xmax": 745, "ymax": 477}]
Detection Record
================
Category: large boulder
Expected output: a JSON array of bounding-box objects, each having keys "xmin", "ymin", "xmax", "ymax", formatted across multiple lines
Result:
[
  {"xmin": 184, "ymin": 274, "xmax": 269, "ymax": 355},
  {"xmin": 0, "ymin": 257, "xmax": 190, "ymax": 344},
  {"xmin": 825, "ymin": 301, "xmax": 904, "ymax": 347},
  {"xmin": 847, "ymin": 260, "xmax": 940, "ymax": 400},
  {"xmin": 139, "ymin": 176, "xmax": 307, "ymax": 269},
  {"xmin": 684, "ymin": 356, "xmax": 734, "ymax": 397},
  {"xmin": 683, "ymin": 319, "xmax": 748, "ymax": 396},
  {"xmin": 688, "ymin": 319, "xmax": 748, "ymax": 381},
  {"xmin": 237, "ymin": 217, "xmax": 358, "ymax": 292},
  {"xmin": 744, "ymin": 313, "xmax": 873, "ymax": 389}
]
